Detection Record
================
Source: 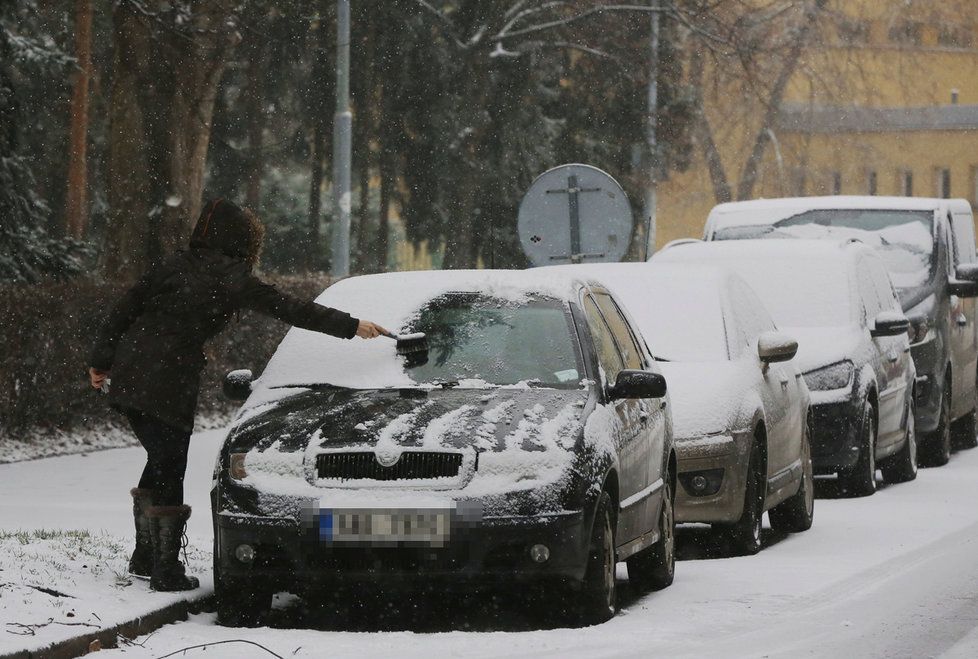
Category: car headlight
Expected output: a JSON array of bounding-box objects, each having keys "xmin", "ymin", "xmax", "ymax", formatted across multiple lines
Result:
[
  {"xmin": 803, "ymin": 361, "xmax": 854, "ymax": 391},
  {"xmin": 908, "ymin": 316, "xmax": 934, "ymax": 344},
  {"xmin": 229, "ymin": 453, "xmax": 248, "ymax": 480}
]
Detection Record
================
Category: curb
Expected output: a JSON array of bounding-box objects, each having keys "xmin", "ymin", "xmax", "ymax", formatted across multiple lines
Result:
[{"xmin": 1, "ymin": 594, "xmax": 213, "ymax": 659}]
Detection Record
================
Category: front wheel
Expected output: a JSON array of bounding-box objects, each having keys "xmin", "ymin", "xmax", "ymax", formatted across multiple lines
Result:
[
  {"xmin": 920, "ymin": 377, "xmax": 951, "ymax": 467},
  {"xmin": 215, "ymin": 571, "xmax": 271, "ymax": 627},
  {"xmin": 840, "ymin": 403, "xmax": 877, "ymax": 497},
  {"xmin": 769, "ymin": 430, "xmax": 814, "ymax": 533},
  {"xmin": 718, "ymin": 440, "xmax": 764, "ymax": 556},
  {"xmin": 881, "ymin": 397, "xmax": 918, "ymax": 483},
  {"xmin": 626, "ymin": 475, "xmax": 675, "ymax": 592},
  {"xmin": 574, "ymin": 491, "xmax": 616, "ymax": 626},
  {"xmin": 951, "ymin": 378, "xmax": 978, "ymax": 450}
]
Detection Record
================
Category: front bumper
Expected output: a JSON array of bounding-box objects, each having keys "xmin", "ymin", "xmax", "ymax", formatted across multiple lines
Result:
[
  {"xmin": 808, "ymin": 396, "xmax": 862, "ymax": 474},
  {"xmin": 674, "ymin": 430, "xmax": 751, "ymax": 524},
  {"xmin": 214, "ymin": 506, "xmax": 590, "ymax": 593}
]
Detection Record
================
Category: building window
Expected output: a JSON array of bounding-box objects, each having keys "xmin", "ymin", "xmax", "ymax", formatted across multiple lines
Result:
[
  {"xmin": 938, "ymin": 25, "xmax": 974, "ymax": 49},
  {"xmin": 831, "ymin": 172, "xmax": 842, "ymax": 195},
  {"xmin": 936, "ymin": 168, "xmax": 951, "ymax": 198},
  {"xmin": 900, "ymin": 170, "xmax": 914, "ymax": 197},
  {"xmin": 889, "ymin": 21, "xmax": 923, "ymax": 46},
  {"xmin": 867, "ymin": 171, "xmax": 878, "ymax": 195}
]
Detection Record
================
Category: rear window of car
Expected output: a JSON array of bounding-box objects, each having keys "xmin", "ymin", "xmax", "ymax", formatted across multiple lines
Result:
[{"xmin": 404, "ymin": 293, "xmax": 584, "ymax": 388}]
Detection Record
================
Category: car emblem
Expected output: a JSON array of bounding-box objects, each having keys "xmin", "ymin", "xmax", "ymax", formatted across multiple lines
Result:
[{"xmin": 375, "ymin": 450, "xmax": 400, "ymax": 468}]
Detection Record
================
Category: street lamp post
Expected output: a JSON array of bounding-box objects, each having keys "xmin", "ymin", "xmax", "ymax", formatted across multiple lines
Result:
[{"xmin": 331, "ymin": 0, "xmax": 352, "ymax": 278}]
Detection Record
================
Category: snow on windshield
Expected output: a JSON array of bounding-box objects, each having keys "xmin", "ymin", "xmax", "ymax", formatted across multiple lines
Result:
[
  {"xmin": 714, "ymin": 209, "xmax": 934, "ymax": 290},
  {"xmin": 252, "ymin": 270, "xmax": 583, "ymax": 393}
]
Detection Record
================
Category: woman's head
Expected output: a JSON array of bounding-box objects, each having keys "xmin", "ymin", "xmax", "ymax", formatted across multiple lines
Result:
[{"xmin": 190, "ymin": 198, "xmax": 265, "ymax": 266}]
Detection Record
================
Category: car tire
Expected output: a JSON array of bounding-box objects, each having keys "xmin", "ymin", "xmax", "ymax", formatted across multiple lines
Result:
[
  {"xmin": 881, "ymin": 397, "xmax": 918, "ymax": 483},
  {"xmin": 721, "ymin": 440, "xmax": 764, "ymax": 556},
  {"xmin": 769, "ymin": 430, "xmax": 814, "ymax": 533},
  {"xmin": 575, "ymin": 491, "xmax": 616, "ymax": 626},
  {"xmin": 840, "ymin": 403, "xmax": 877, "ymax": 497},
  {"xmin": 951, "ymin": 378, "xmax": 978, "ymax": 450},
  {"xmin": 626, "ymin": 475, "xmax": 675, "ymax": 592},
  {"xmin": 920, "ymin": 376, "xmax": 952, "ymax": 467},
  {"xmin": 215, "ymin": 572, "xmax": 271, "ymax": 628}
]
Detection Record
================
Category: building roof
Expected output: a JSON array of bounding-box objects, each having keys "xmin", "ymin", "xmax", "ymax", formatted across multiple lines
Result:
[{"xmin": 777, "ymin": 103, "xmax": 978, "ymax": 134}]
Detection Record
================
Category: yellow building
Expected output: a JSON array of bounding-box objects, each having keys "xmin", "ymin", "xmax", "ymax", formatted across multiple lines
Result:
[{"xmin": 657, "ymin": 0, "xmax": 978, "ymax": 247}]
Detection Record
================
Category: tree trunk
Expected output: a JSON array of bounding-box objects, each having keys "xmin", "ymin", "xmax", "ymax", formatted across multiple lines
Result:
[
  {"xmin": 103, "ymin": 1, "xmax": 237, "ymax": 279},
  {"xmin": 689, "ymin": 43, "xmax": 732, "ymax": 204},
  {"xmin": 308, "ymin": 118, "xmax": 326, "ymax": 272},
  {"xmin": 64, "ymin": 0, "xmax": 92, "ymax": 240},
  {"xmin": 735, "ymin": 0, "xmax": 826, "ymax": 201},
  {"xmin": 243, "ymin": 32, "xmax": 267, "ymax": 210},
  {"xmin": 377, "ymin": 154, "xmax": 391, "ymax": 273}
]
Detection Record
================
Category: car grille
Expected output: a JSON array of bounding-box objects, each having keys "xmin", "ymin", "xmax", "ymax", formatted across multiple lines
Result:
[{"xmin": 316, "ymin": 451, "xmax": 464, "ymax": 481}]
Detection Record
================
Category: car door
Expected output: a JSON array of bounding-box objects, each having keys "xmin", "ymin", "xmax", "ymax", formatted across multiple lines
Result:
[
  {"xmin": 593, "ymin": 291, "xmax": 667, "ymax": 534},
  {"xmin": 858, "ymin": 258, "xmax": 901, "ymax": 447},
  {"xmin": 728, "ymin": 279, "xmax": 802, "ymax": 486},
  {"xmin": 582, "ymin": 293, "xmax": 651, "ymax": 545},
  {"xmin": 948, "ymin": 209, "xmax": 978, "ymax": 417}
]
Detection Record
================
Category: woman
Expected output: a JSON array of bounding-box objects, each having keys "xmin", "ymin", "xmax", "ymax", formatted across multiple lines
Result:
[{"xmin": 88, "ymin": 199, "xmax": 387, "ymax": 592}]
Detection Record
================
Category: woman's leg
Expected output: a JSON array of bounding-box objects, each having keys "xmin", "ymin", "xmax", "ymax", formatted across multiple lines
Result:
[{"xmin": 125, "ymin": 410, "xmax": 191, "ymax": 505}]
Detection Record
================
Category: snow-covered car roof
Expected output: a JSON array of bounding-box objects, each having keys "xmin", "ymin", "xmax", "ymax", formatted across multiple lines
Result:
[
  {"xmin": 249, "ymin": 269, "xmax": 591, "ymax": 395},
  {"xmin": 705, "ymin": 195, "xmax": 967, "ymax": 232},
  {"xmin": 654, "ymin": 239, "xmax": 874, "ymax": 328},
  {"xmin": 546, "ymin": 261, "xmax": 771, "ymax": 362}
]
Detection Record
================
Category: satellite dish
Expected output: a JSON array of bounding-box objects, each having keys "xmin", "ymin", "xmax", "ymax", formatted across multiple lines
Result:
[{"xmin": 518, "ymin": 163, "xmax": 633, "ymax": 267}]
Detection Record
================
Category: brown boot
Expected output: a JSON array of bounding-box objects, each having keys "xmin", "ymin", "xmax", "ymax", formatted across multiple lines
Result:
[
  {"xmin": 147, "ymin": 504, "xmax": 200, "ymax": 592},
  {"xmin": 128, "ymin": 488, "xmax": 154, "ymax": 579}
]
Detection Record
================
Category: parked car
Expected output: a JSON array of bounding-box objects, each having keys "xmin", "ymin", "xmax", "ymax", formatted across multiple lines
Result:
[
  {"xmin": 656, "ymin": 240, "xmax": 918, "ymax": 496},
  {"xmin": 551, "ymin": 262, "xmax": 814, "ymax": 555},
  {"xmin": 703, "ymin": 196, "xmax": 978, "ymax": 465},
  {"xmin": 212, "ymin": 270, "xmax": 676, "ymax": 627}
]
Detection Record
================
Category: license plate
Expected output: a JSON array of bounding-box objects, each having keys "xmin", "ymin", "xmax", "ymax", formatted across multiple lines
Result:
[{"xmin": 318, "ymin": 509, "xmax": 450, "ymax": 546}]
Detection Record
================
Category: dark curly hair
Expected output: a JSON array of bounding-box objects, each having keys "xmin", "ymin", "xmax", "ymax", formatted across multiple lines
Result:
[{"xmin": 189, "ymin": 198, "xmax": 265, "ymax": 266}]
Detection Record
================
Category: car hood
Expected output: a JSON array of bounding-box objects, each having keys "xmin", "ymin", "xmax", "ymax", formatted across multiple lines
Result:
[
  {"xmin": 781, "ymin": 325, "xmax": 863, "ymax": 373},
  {"xmin": 659, "ymin": 361, "xmax": 748, "ymax": 438},
  {"xmin": 229, "ymin": 386, "xmax": 588, "ymax": 455}
]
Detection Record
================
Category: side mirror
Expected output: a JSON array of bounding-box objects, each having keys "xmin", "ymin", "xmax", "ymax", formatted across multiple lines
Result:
[
  {"xmin": 871, "ymin": 311, "xmax": 910, "ymax": 337},
  {"xmin": 956, "ymin": 263, "xmax": 978, "ymax": 282},
  {"xmin": 758, "ymin": 331, "xmax": 798, "ymax": 365},
  {"xmin": 950, "ymin": 264, "xmax": 978, "ymax": 297},
  {"xmin": 223, "ymin": 369, "xmax": 253, "ymax": 401},
  {"xmin": 609, "ymin": 370, "xmax": 667, "ymax": 400}
]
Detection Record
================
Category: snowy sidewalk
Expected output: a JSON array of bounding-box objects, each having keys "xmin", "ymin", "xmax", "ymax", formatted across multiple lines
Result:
[{"xmin": 0, "ymin": 429, "xmax": 225, "ymax": 658}]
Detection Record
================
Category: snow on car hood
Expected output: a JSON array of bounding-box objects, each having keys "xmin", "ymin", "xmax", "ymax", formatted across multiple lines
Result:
[
  {"xmin": 659, "ymin": 361, "xmax": 748, "ymax": 438},
  {"xmin": 780, "ymin": 325, "xmax": 863, "ymax": 374},
  {"xmin": 229, "ymin": 386, "xmax": 588, "ymax": 513}
]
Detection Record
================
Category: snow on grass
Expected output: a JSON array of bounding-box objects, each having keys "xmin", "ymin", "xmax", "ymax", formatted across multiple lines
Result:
[{"xmin": 0, "ymin": 529, "xmax": 210, "ymax": 657}]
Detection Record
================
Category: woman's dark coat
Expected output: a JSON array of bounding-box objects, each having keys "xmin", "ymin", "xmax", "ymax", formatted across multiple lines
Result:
[{"xmin": 89, "ymin": 248, "xmax": 359, "ymax": 431}]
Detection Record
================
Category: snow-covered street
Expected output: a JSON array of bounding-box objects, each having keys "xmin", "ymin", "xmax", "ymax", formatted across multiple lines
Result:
[{"xmin": 3, "ymin": 429, "xmax": 978, "ymax": 658}]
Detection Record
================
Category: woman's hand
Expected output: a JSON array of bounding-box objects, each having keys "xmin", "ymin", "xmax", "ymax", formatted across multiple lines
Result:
[
  {"xmin": 89, "ymin": 367, "xmax": 109, "ymax": 390},
  {"xmin": 356, "ymin": 320, "xmax": 389, "ymax": 339}
]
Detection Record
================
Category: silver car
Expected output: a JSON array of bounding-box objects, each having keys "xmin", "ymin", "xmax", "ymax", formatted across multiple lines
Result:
[{"xmin": 554, "ymin": 262, "xmax": 814, "ymax": 556}]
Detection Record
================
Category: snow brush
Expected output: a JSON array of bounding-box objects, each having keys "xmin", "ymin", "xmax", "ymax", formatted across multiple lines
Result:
[{"xmin": 383, "ymin": 331, "xmax": 429, "ymax": 367}]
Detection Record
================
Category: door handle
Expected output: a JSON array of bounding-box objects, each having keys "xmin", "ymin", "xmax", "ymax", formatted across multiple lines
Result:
[
  {"xmin": 888, "ymin": 353, "xmax": 899, "ymax": 363},
  {"xmin": 957, "ymin": 313, "xmax": 968, "ymax": 326},
  {"xmin": 639, "ymin": 410, "xmax": 650, "ymax": 422}
]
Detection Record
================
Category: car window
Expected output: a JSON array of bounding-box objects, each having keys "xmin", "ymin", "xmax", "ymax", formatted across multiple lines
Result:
[
  {"xmin": 593, "ymin": 293, "xmax": 644, "ymax": 370},
  {"xmin": 951, "ymin": 212, "xmax": 977, "ymax": 265},
  {"xmin": 868, "ymin": 258, "xmax": 901, "ymax": 313},
  {"xmin": 584, "ymin": 295, "xmax": 625, "ymax": 386},
  {"xmin": 856, "ymin": 259, "xmax": 884, "ymax": 323},
  {"xmin": 726, "ymin": 278, "xmax": 776, "ymax": 358}
]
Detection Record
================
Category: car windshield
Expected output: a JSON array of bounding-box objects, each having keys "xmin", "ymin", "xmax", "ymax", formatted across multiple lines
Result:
[
  {"xmin": 705, "ymin": 257, "xmax": 853, "ymax": 327},
  {"xmin": 404, "ymin": 293, "xmax": 583, "ymax": 388},
  {"xmin": 714, "ymin": 209, "xmax": 935, "ymax": 290}
]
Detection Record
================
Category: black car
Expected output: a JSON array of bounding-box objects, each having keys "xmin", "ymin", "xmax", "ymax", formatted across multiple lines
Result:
[{"xmin": 212, "ymin": 270, "xmax": 676, "ymax": 626}]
